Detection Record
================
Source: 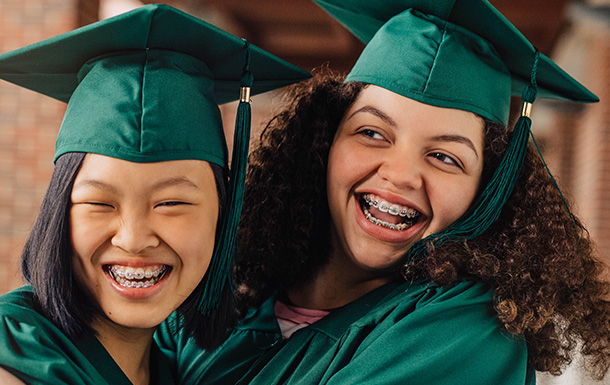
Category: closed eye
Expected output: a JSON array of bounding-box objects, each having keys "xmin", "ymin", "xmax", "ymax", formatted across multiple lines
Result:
[
  {"xmin": 155, "ymin": 201, "xmax": 189, "ymax": 208},
  {"xmin": 85, "ymin": 202, "xmax": 114, "ymax": 208}
]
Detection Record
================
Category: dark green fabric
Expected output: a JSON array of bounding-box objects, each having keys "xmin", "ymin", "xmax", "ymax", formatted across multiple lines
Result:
[
  {"xmin": 313, "ymin": 0, "xmax": 598, "ymax": 125},
  {"xmin": 57, "ymin": 49, "xmax": 226, "ymax": 164},
  {"xmin": 156, "ymin": 279, "xmax": 535, "ymax": 384},
  {"xmin": 0, "ymin": 286, "xmax": 175, "ymax": 385},
  {"xmin": 0, "ymin": 4, "xmax": 310, "ymax": 164}
]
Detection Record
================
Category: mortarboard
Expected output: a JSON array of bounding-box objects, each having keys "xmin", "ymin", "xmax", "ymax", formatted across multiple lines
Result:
[
  {"xmin": 313, "ymin": 0, "xmax": 597, "ymax": 262},
  {"xmin": 0, "ymin": 4, "xmax": 310, "ymax": 313},
  {"xmin": 314, "ymin": 0, "xmax": 597, "ymax": 125}
]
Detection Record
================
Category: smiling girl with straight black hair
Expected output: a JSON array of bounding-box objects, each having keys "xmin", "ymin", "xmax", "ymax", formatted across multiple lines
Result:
[{"xmin": 0, "ymin": 4, "xmax": 308, "ymax": 384}]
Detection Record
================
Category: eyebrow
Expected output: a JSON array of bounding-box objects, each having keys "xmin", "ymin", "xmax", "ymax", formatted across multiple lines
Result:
[
  {"xmin": 347, "ymin": 106, "xmax": 397, "ymax": 127},
  {"xmin": 431, "ymin": 135, "xmax": 480, "ymax": 159},
  {"xmin": 72, "ymin": 179, "xmax": 120, "ymax": 194},
  {"xmin": 150, "ymin": 176, "xmax": 200, "ymax": 190},
  {"xmin": 73, "ymin": 176, "xmax": 200, "ymax": 193},
  {"xmin": 347, "ymin": 105, "xmax": 480, "ymax": 158}
]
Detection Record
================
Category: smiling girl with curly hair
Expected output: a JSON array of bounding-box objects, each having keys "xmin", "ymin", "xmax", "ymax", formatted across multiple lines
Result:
[{"xmin": 155, "ymin": 1, "xmax": 610, "ymax": 383}]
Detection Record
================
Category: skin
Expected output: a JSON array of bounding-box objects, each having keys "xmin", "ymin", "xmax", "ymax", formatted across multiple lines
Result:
[
  {"xmin": 289, "ymin": 85, "xmax": 485, "ymax": 310},
  {"xmin": 0, "ymin": 367, "xmax": 25, "ymax": 384},
  {"xmin": 70, "ymin": 154, "xmax": 219, "ymax": 385}
]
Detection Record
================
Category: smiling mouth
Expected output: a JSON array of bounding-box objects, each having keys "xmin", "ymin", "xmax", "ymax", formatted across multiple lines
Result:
[
  {"xmin": 105, "ymin": 264, "xmax": 170, "ymax": 288},
  {"xmin": 359, "ymin": 193, "xmax": 422, "ymax": 231}
]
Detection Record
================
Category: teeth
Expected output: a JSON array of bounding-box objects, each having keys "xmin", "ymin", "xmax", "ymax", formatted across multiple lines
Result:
[
  {"xmin": 379, "ymin": 202, "xmax": 389, "ymax": 213},
  {"xmin": 363, "ymin": 194, "xmax": 420, "ymax": 219},
  {"xmin": 110, "ymin": 265, "xmax": 165, "ymax": 279},
  {"xmin": 125, "ymin": 267, "xmax": 134, "ymax": 279},
  {"xmin": 363, "ymin": 207, "xmax": 411, "ymax": 231},
  {"xmin": 134, "ymin": 267, "xmax": 145, "ymax": 279},
  {"xmin": 108, "ymin": 265, "xmax": 168, "ymax": 288},
  {"xmin": 389, "ymin": 205, "xmax": 400, "ymax": 216}
]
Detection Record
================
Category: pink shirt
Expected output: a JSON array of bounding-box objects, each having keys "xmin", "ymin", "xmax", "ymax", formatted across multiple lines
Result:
[{"xmin": 274, "ymin": 300, "xmax": 331, "ymax": 339}]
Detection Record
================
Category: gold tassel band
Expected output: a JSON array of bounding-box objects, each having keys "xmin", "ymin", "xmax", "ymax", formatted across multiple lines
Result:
[
  {"xmin": 240, "ymin": 86, "xmax": 251, "ymax": 103},
  {"xmin": 521, "ymin": 102, "xmax": 533, "ymax": 118}
]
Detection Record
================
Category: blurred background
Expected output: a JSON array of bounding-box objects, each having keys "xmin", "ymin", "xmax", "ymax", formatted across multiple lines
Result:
[{"xmin": 0, "ymin": 2, "xmax": 608, "ymax": 381}]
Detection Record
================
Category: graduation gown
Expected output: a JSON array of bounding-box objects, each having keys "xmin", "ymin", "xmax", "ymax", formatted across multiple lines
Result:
[
  {"xmin": 156, "ymin": 279, "xmax": 535, "ymax": 384},
  {"xmin": 0, "ymin": 286, "xmax": 175, "ymax": 385}
]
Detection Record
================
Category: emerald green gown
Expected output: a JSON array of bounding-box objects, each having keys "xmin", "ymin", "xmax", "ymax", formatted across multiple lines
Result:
[
  {"xmin": 156, "ymin": 279, "xmax": 535, "ymax": 384},
  {"xmin": 0, "ymin": 286, "xmax": 174, "ymax": 385}
]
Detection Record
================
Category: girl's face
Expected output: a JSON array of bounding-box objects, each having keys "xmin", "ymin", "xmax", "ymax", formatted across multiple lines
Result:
[
  {"xmin": 326, "ymin": 85, "xmax": 484, "ymax": 280},
  {"xmin": 70, "ymin": 154, "xmax": 219, "ymax": 331}
]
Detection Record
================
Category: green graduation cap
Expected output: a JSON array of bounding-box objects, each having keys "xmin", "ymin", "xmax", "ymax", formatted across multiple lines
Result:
[
  {"xmin": 313, "ymin": 0, "xmax": 598, "ymax": 262},
  {"xmin": 314, "ymin": 0, "xmax": 598, "ymax": 125},
  {"xmin": 0, "ymin": 4, "xmax": 310, "ymax": 313}
]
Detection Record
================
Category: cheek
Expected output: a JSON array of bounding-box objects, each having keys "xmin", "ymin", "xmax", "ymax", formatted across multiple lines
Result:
[
  {"xmin": 326, "ymin": 144, "xmax": 357, "ymax": 222},
  {"xmin": 326, "ymin": 142, "xmax": 372, "ymax": 203},
  {"xmin": 69, "ymin": 211, "xmax": 109, "ymax": 263},
  {"xmin": 431, "ymin": 177, "xmax": 481, "ymax": 226},
  {"xmin": 69, "ymin": 221, "xmax": 103, "ymax": 292},
  {"xmin": 168, "ymin": 213, "xmax": 218, "ymax": 273}
]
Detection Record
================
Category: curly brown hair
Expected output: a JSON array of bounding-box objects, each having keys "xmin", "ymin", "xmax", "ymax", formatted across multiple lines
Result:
[{"xmin": 235, "ymin": 69, "xmax": 610, "ymax": 379}]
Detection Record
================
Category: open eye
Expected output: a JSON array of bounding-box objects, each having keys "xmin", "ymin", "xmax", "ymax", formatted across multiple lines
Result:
[
  {"xmin": 428, "ymin": 152, "xmax": 461, "ymax": 169},
  {"xmin": 359, "ymin": 128, "xmax": 385, "ymax": 141}
]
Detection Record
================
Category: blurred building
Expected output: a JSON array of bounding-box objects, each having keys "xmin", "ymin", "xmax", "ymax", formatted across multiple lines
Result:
[{"xmin": 0, "ymin": 0, "xmax": 609, "ymax": 358}]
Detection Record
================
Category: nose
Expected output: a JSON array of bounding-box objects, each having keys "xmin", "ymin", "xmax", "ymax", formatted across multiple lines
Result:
[
  {"xmin": 111, "ymin": 213, "xmax": 160, "ymax": 255},
  {"xmin": 377, "ymin": 147, "xmax": 424, "ymax": 190}
]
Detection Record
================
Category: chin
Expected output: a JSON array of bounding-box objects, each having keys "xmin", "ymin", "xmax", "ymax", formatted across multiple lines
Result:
[
  {"xmin": 106, "ymin": 311, "xmax": 167, "ymax": 331},
  {"xmin": 351, "ymin": 251, "xmax": 406, "ymax": 275}
]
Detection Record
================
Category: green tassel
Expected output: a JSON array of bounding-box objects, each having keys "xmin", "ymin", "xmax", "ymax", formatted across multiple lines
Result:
[
  {"xmin": 405, "ymin": 51, "xmax": 540, "ymax": 267},
  {"xmin": 406, "ymin": 112, "xmax": 532, "ymax": 264},
  {"xmin": 199, "ymin": 40, "xmax": 253, "ymax": 315}
]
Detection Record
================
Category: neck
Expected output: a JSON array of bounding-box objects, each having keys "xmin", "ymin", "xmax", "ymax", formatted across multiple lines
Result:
[
  {"xmin": 93, "ymin": 318, "xmax": 155, "ymax": 385},
  {"xmin": 288, "ymin": 251, "xmax": 395, "ymax": 310}
]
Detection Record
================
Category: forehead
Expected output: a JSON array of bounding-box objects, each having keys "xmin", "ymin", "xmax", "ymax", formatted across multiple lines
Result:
[
  {"xmin": 74, "ymin": 154, "xmax": 215, "ymax": 184},
  {"xmin": 347, "ymin": 85, "xmax": 484, "ymax": 139}
]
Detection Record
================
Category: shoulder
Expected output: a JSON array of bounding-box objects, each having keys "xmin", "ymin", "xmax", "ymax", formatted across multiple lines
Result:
[
  {"xmin": 336, "ymin": 279, "xmax": 532, "ymax": 384},
  {"xmin": 373, "ymin": 278, "xmax": 501, "ymax": 323},
  {"xmin": 0, "ymin": 286, "xmax": 65, "ymax": 361},
  {"xmin": 346, "ymin": 279, "xmax": 501, "ymax": 330},
  {"xmin": 0, "ymin": 286, "xmax": 48, "ymax": 330},
  {"xmin": 395, "ymin": 278, "xmax": 495, "ymax": 306},
  {"xmin": 0, "ymin": 285, "xmax": 56, "ymax": 337},
  {"xmin": 364, "ymin": 279, "xmax": 517, "ymax": 350},
  {"xmin": 0, "ymin": 287, "xmax": 106, "ymax": 384},
  {"xmin": 0, "ymin": 285, "xmax": 36, "ymax": 308}
]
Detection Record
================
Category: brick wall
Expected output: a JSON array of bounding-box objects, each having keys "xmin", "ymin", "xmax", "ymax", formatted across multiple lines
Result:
[
  {"xmin": 542, "ymin": 6, "xmax": 610, "ymax": 271},
  {"xmin": 0, "ymin": 0, "xmax": 79, "ymax": 294},
  {"xmin": 585, "ymin": 29, "xmax": 610, "ymax": 261}
]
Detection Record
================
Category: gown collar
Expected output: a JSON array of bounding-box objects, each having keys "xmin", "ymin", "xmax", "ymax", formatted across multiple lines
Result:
[{"xmin": 75, "ymin": 334, "xmax": 175, "ymax": 385}]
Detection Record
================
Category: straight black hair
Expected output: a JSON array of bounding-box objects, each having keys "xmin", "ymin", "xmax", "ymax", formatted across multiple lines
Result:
[{"xmin": 22, "ymin": 152, "xmax": 236, "ymax": 348}]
